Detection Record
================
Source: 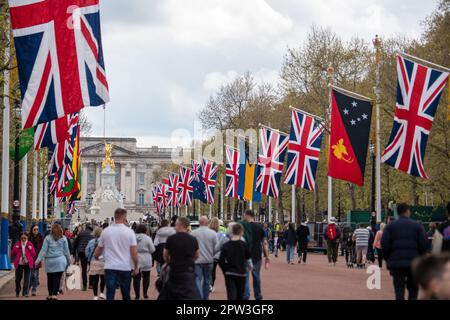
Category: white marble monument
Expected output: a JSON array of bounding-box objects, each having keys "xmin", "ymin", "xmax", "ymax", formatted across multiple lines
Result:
[{"xmin": 76, "ymin": 143, "xmax": 144, "ymax": 223}]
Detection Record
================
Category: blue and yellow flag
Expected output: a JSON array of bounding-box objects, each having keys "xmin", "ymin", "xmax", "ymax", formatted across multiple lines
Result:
[{"xmin": 237, "ymin": 138, "xmax": 261, "ymax": 202}]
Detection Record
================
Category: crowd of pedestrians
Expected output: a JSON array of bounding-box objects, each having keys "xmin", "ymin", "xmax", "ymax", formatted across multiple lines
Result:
[{"xmin": 6, "ymin": 201, "xmax": 450, "ymax": 301}]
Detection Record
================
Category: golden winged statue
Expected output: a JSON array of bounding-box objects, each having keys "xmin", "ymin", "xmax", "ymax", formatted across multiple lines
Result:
[
  {"xmin": 102, "ymin": 143, "xmax": 115, "ymax": 170},
  {"xmin": 331, "ymin": 138, "xmax": 354, "ymax": 164}
]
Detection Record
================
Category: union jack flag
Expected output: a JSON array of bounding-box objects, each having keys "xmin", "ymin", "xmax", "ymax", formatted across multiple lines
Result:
[
  {"xmin": 167, "ymin": 173, "xmax": 180, "ymax": 208},
  {"xmin": 284, "ymin": 110, "xmax": 324, "ymax": 190},
  {"xmin": 256, "ymin": 127, "xmax": 289, "ymax": 198},
  {"xmin": 178, "ymin": 166, "xmax": 193, "ymax": 206},
  {"xmin": 157, "ymin": 182, "xmax": 168, "ymax": 209},
  {"xmin": 225, "ymin": 145, "xmax": 240, "ymax": 199},
  {"xmin": 34, "ymin": 112, "xmax": 79, "ymax": 150},
  {"xmin": 381, "ymin": 55, "xmax": 449, "ymax": 179},
  {"xmin": 9, "ymin": 0, "xmax": 109, "ymax": 129},
  {"xmin": 151, "ymin": 185, "xmax": 160, "ymax": 214},
  {"xmin": 191, "ymin": 160, "xmax": 201, "ymax": 182},
  {"xmin": 201, "ymin": 159, "xmax": 218, "ymax": 204}
]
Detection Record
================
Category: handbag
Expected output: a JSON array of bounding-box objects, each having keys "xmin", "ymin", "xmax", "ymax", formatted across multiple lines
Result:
[{"xmin": 155, "ymin": 263, "xmax": 170, "ymax": 293}]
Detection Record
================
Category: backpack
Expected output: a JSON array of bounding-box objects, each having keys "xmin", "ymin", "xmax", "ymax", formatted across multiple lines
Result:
[{"xmin": 327, "ymin": 224, "xmax": 338, "ymax": 241}]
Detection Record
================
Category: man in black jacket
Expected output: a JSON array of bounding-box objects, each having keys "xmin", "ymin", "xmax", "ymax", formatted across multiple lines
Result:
[
  {"xmin": 381, "ymin": 203, "xmax": 427, "ymax": 300},
  {"xmin": 73, "ymin": 223, "xmax": 94, "ymax": 290}
]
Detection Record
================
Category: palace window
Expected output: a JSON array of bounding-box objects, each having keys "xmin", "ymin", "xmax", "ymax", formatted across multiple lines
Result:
[
  {"xmin": 138, "ymin": 192, "xmax": 145, "ymax": 206},
  {"xmin": 88, "ymin": 172, "xmax": 95, "ymax": 184}
]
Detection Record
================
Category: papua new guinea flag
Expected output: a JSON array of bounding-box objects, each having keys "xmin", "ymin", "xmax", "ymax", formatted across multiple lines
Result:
[{"xmin": 328, "ymin": 88, "xmax": 372, "ymax": 186}]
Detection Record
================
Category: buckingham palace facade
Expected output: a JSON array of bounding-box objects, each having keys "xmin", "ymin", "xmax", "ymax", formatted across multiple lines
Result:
[{"xmin": 78, "ymin": 137, "xmax": 177, "ymax": 216}]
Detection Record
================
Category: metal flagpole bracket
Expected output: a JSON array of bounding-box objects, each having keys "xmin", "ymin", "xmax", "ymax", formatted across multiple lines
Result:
[{"xmin": 398, "ymin": 52, "xmax": 450, "ymax": 73}]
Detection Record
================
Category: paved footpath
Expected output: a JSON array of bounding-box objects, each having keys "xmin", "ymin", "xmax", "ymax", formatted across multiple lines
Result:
[{"xmin": 0, "ymin": 252, "xmax": 395, "ymax": 300}]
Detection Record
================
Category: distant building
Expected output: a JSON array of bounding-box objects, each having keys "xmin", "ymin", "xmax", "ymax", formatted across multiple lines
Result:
[{"xmin": 77, "ymin": 137, "xmax": 179, "ymax": 218}]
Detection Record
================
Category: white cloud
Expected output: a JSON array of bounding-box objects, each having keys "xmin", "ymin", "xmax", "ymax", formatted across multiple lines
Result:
[{"xmin": 203, "ymin": 71, "xmax": 239, "ymax": 91}]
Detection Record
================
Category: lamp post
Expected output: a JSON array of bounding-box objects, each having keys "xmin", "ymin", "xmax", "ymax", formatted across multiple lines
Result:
[{"xmin": 10, "ymin": 100, "xmax": 22, "ymax": 245}]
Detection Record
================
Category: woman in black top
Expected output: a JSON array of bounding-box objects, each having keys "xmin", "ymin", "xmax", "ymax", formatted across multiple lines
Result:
[{"xmin": 219, "ymin": 223, "xmax": 252, "ymax": 300}]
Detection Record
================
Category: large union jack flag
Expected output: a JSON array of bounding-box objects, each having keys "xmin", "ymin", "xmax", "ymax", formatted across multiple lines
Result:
[
  {"xmin": 178, "ymin": 166, "xmax": 193, "ymax": 206},
  {"xmin": 256, "ymin": 127, "xmax": 289, "ymax": 198},
  {"xmin": 201, "ymin": 159, "xmax": 218, "ymax": 204},
  {"xmin": 9, "ymin": 0, "xmax": 109, "ymax": 129},
  {"xmin": 225, "ymin": 145, "xmax": 240, "ymax": 199},
  {"xmin": 381, "ymin": 55, "xmax": 449, "ymax": 179},
  {"xmin": 167, "ymin": 173, "xmax": 180, "ymax": 208},
  {"xmin": 284, "ymin": 110, "xmax": 324, "ymax": 190}
]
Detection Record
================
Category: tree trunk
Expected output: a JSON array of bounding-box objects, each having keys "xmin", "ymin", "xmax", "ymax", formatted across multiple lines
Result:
[
  {"xmin": 348, "ymin": 183, "xmax": 356, "ymax": 210},
  {"xmin": 411, "ymin": 176, "xmax": 419, "ymax": 205}
]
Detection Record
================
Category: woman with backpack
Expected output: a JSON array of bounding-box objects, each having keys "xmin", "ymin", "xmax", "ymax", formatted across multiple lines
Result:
[
  {"xmin": 11, "ymin": 233, "xmax": 36, "ymax": 297},
  {"xmin": 85, "ymin": 227, "xmax": 105, "ymax": 300},
  {"xmin": 35, "ymin": 224, "xmax": 71, "ymax": 300},
  {"xmin": 323, "ymin": 217, "xmax": 341, "ymax": 266}
]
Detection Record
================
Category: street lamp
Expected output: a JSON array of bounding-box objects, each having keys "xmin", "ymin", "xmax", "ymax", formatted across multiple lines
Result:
[{"xmin": 11, "ymin": 100, "xmax": 22, "ymax": 243}]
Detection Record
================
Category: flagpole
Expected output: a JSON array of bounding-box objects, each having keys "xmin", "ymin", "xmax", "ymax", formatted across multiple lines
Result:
[
  {"xmin": 20, "ymin": 154, "xmax": 28, "ymax": 230},
  {"xmin": 32, "ymin": 153, "xmax": 38, "ymax": 223},
  {"xmin": 268, "ymin": 197, "xmax": 272, "ymax": 223},
  {"xmin": 220, "ymin": 169, "xmax": 224, "ymax": 220},
  {"xmin": 373, "ymin": 35, "xmax": 382, "ymax": 223},
  {"xmin": 327, "ymin": 66, "xmax": 334, "ymax": 222},
  {"xmin": 0, "ymin": 17, "xmax": 11, "ymax": 269},
  {"xmin": 291, "ymin": 185, "xmax": 296, "ymax": 223},
  {"xmin": 38, "ymin": 159, "xmax": 44, "ymax": 234},
  {"xmin": 44, "ymin": 173, "xmax": 48, "ymax": 221}
]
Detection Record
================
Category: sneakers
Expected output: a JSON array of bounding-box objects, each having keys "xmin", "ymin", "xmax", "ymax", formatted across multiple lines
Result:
[
  {"xmin": 93, "ymin": 296, "xmax": 99, "ymax": 300},
  {"xmin": 99, "ymin": 293, "xmax": 106, "ymax": 300}
]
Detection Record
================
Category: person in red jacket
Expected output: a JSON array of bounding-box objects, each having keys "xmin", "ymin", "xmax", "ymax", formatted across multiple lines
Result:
[{"xmin": 11, "ymin": 233, "xmax": 36, "ymax": 297}]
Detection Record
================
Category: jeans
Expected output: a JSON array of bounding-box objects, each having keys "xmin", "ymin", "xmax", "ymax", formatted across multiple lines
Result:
[
  {"xmin": 194, "ymin": 263, "xmax": 213, "ymax": 300},
  {"xmin": 390, "ymin": 268, "xmax": 418, "ymax": 300},
  {"xmin": 244, "ymin": 259, "xmax": 262, "ymax": 300},
  {"xmin": 105, "ymin": 269, "xmax": 132, "ymax": 300},
  {"xmin": 30, "ymin": 268, "xmax": 40, "ymax": 293},
  {"xmin": 327, "ymin": 240, "xmax": 338, "ymax": 263},
  {"xmin": 15, "ymin": 265, "xmax": 31, "ymax": 296},
  {"xmin": 286, "ymin": 244, "xmax": 295, "ymax": 263}
]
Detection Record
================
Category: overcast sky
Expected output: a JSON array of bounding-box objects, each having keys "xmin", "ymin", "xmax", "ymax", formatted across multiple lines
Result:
[{"xmin": 85, "ymin": 0, "xmax": 438, "ymax": 147}]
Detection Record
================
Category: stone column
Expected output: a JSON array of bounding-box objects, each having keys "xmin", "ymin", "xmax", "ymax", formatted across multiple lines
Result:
[
  {"xmin": 120, "ymin": 164, "xmax": 126, "ymax": 195},
  {"xmin": 95, "ymin": 162, "xmax": 100, "ymax": 190},
  {"xmin": 81, "ymin": 163, "xmax": 88, "ymax": 201},
  {"xmin": 131, "ymin": 165, "xmax": 136, "ymax": 203}
]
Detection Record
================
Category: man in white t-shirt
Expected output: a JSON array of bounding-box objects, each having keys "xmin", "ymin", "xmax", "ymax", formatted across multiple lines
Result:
[{"xmin": 95, "ymin": 208, "xmax": 138, "ymax": 300}]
